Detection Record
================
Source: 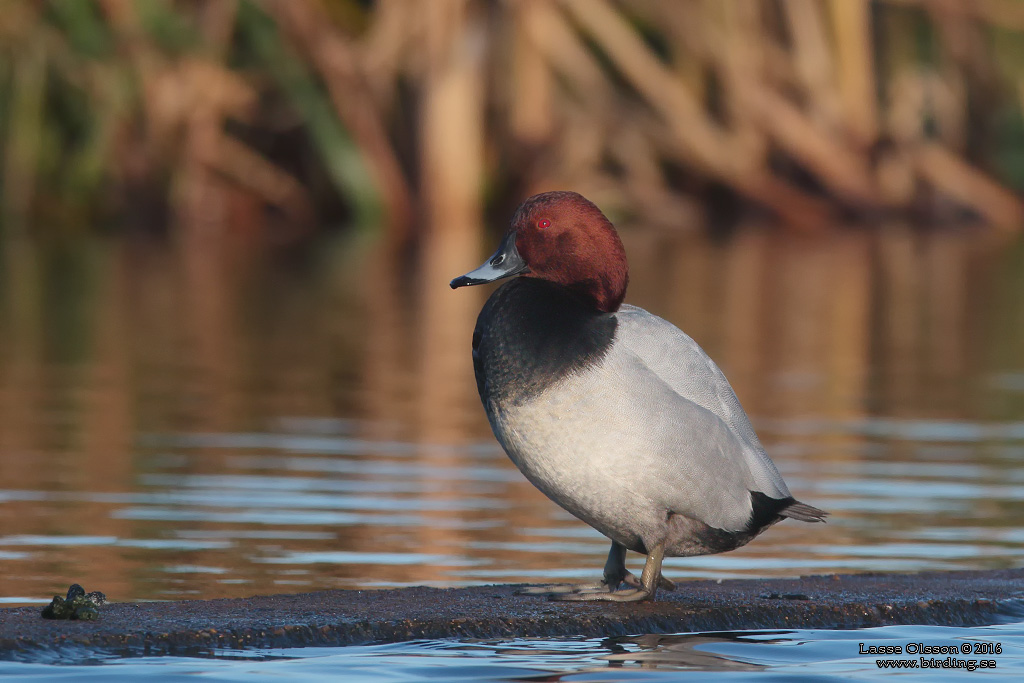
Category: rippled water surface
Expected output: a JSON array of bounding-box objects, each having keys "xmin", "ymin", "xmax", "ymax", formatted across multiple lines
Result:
[
  {"xmin": 4, "ymin": 621, "xmax": 1024, "ymax": 680},
  {"xmin": 5, "ymin": 411, "xmax": 1024, "ymax": 604},
  {"xmin": 1, "ymin": 228, "xmax": 1024, "ymax": 675}
]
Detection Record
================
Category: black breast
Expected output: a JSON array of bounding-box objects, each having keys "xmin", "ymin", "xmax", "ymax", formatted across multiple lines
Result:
[{"xmin": 472, "ymin": 278, "xmax": 617, "ymax": 405}]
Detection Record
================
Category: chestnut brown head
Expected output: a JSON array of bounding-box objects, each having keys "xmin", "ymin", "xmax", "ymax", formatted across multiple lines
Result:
[{"xmin": 451, "ymin": 191, "xmax": 628, "ymax": 313}]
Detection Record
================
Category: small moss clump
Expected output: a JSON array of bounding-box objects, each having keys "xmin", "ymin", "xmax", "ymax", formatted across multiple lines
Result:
[{"xmin": 41, "ymin": 584, "xmax": 106, "ymax": 620}]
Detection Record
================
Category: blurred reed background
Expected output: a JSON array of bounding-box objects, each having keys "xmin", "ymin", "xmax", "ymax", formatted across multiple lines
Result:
[{"xmin": 2, "ymin": 0, "xmax": 1024, "ymax": 243}]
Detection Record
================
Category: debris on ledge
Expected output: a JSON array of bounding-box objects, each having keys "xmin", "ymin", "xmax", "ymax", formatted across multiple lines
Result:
[{"xmin": 40, "ymin": 584, "xmax": 107, "ymax": 621}]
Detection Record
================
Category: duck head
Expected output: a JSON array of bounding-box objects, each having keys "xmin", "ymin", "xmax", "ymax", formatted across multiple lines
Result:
[{"xmin": 450, "ymin": 191, "xmax": 628, "ymax": 313}]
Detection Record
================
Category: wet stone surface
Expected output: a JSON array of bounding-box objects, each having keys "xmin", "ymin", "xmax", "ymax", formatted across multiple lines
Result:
[{"xmin": 2, "ymin": 569, "xmax": 1023, "ymax": 659}]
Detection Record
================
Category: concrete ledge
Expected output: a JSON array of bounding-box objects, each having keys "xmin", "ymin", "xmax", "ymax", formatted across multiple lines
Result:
[{"xmin": 2, "ymin": 569, "xmax": 1023, "ymax": 659}]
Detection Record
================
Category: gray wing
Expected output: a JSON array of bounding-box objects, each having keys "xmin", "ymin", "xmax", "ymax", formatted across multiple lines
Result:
[{"xmin": 614, "ymin": 304, "xmax": 790, "ymax": 501}]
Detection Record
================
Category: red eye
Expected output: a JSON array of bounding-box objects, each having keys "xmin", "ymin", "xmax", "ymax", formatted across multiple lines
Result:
[{"xmin": 538, "ymin": 218, "xmax": 551, "ymax": 229}]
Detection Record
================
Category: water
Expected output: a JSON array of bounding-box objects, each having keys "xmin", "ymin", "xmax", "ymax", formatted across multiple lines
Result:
[
  {"xmin": 4, "ymin": 414, "xmax": 1024, "ymax": 602},
  {"xmin": 1, "ymin": 227, "xmax": 1024, "ymax": 675},
  {"xmin": 3, "ymin": 622, "xmax": 1024, "ymax": 680}
]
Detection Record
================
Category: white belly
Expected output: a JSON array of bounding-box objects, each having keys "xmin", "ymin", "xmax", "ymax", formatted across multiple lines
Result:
[{"xmin": 484, "ymin": 350, "xmax": 761, "ymax": 554}]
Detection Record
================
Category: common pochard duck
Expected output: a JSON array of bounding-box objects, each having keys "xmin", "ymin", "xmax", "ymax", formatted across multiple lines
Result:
[{"xmin": 451, "ymin": 191, "xmax": 826, "ymax": 602}]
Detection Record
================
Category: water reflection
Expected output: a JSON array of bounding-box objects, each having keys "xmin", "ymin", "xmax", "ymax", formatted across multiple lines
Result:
[
  {"xmin": 7, "ymin": 623, "xmax": 1022, "ymax": 679},
  {"xmin": 0, "ymin": 226, "xmax": 1023, "ymax": 603},
  {"xmin": 599, "ymin": 632, "xmax": 774, "ymax": 671}
]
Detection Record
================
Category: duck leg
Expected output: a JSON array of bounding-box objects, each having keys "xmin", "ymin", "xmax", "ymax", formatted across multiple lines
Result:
[
  {"xmin": 603, "ymin": 541, "xmax": 675, "ymax": 592},
  {"xmin": 556, "ymin": 542, "xmax": 666, "ymax": 602},
  {"xmin": 516, "ymin": 542, "xmax": 628, "ymax": 597},
  {"xmin": 601, "ymin": 541, "xmax": 631, "ymax": 588},
  {"xmin": 517, "ymin": 541, "xmax": 673, "ymax": 598}
]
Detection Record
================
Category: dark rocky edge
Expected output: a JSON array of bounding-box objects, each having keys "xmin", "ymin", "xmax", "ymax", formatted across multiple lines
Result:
[{"xmin": 2, "ymin": 568, "xmax": 1023, "ymax": 661}]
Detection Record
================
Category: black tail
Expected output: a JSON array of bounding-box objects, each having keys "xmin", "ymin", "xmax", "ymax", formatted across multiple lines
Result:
[
  {"xmin": 780, "ymin": 500, "xmax": 828, "ymax": 523},
  {"xmin": 749, "ymin": 492, "xmax": 828, "ymax": 532}
]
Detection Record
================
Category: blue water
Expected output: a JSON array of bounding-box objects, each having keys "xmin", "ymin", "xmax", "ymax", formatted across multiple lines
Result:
[{"xmin": 3, "ymin": 621, "xmax": 1023, "ymax": 680}]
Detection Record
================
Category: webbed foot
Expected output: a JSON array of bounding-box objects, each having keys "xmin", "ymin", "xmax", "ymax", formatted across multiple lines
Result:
[
  {"xmin": 552, "ymin": 542, "xmax": 667, "ymax": 602},
  {"xmin": 621, "ymin": 570, "xmax": 675, "ymax": 592},
  {"xmin": 517, "ymin": 541, "xmax": 672, "ymax": 602},
  {"xmin": 556, "ymin": 587, "xmax": 651, "ymax": 602},
  {"xmin": 515, "ymin": 582, "xmax": 610, "ymax": 597}
]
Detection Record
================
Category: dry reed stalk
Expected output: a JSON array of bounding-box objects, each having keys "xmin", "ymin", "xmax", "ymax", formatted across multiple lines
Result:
[
  {"xmin": 419, "ymin": 0, "xmax": 485, "ymax": 232},
  {"xmin": 416, "ymin": 0, "xmax": 487, "ymax": 442},
  {"xmin": 976, "ymin": 0, "xmax": 1024, "ymax": 30},
  {"xmin": 885, "ymin": 71, "xmax": 928, "ymax": 145},
  {"xmin": 98, "ymin": 1, "xmax": 212, "ymax": 232},
  {"xmin": 733, "ymin": 173, "xmax": 834, "ymax": 231},
  {"xmin": 561, "ymin": 0, "xmax": 730, "ymax": 174},
  {"xmin": 561, "ymin": 0, "xmax": 834, "ymax": 227},
  {"xmin": 510, "ymin": 0, "xmax": 556, "ymax": 147},
  {"xmin": 742, "ymin": 84, "xmax": 879, "ymax": 204},
  {"xmin": 875, "ymin": 149, "xmax": 918, "ymax": 207},
  {"xmin": 914, "ymin": 142, "xmax": 1024, "ymax": 229},
  {"xmin": 930, "ymin": 1, "xmax": 980, "ymax": 152},
  {"xmin": 1018, "ymin": 78, "xmax": 1024, "ymax": 131},
  {"xmin": 197, "ymin": 0, "xmax": 239, "ymax": 56},
  {"xmin": 718, "ymin": 0, "xmax": 770, "ymax": 176},
  {"xmin": 887, "ymin": 69, "xmax": 964, "ymax": 153},
  {"xmin": 549, "ymin": 104, "xmax": 611, "ymax": 194},
  {"xmin": 361, "ymin": 0, "xmax": 413, "ymax": 94},
  {"xmin": 830, "ymin": 0, "xmax": 879, "ymax": 145},
  {"xmin": 783, "ymin": 0, "xmax": 843, "ymax": 129},
  {"xmin": 98, "ymin": 0, "xmax": 161, "ymax": 83},
  {"xmin": 611, "ymin": 123, "xmax": 705, "ymax": 228},
  {"xmin": 210, "ymin": 134, "xmax": 315, "ymax": 225},
  {"xmin": 519, "ymin": 0, "xmax": 618, "ymax": 195},
  {"xmin": 883, "ymin": 0, "xmax": 1024, "ymax": 32},
  {"xmin": 670, "ymin": 2, "xmax": 882, "ymax": 213},
  {"xmin": 523, "ymin": 1, "xmax": 616, "ymax": 109},
  {"xmin": 1, "ymin": 42, "xmax": 45, "ymax": 228},
  {"xmin": 664, "ymin": 2, "xmax": 710, "ymax": 99},
  {"xmin": 178, "ymin": 64, "xmax": 261, "ymax": 239},
  {"xmin": 266, "ymin": 0, "xmax": 413, "ymax": 242},
  {"xmin": 101, "ymin": 0, "xmax": 353, "ymax": 238}
]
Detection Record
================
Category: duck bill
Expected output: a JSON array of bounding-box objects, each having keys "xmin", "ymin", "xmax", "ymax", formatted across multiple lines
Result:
[{"xmin": 450, "ymin": 231, "xmax": 529, "ymax": 288}]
